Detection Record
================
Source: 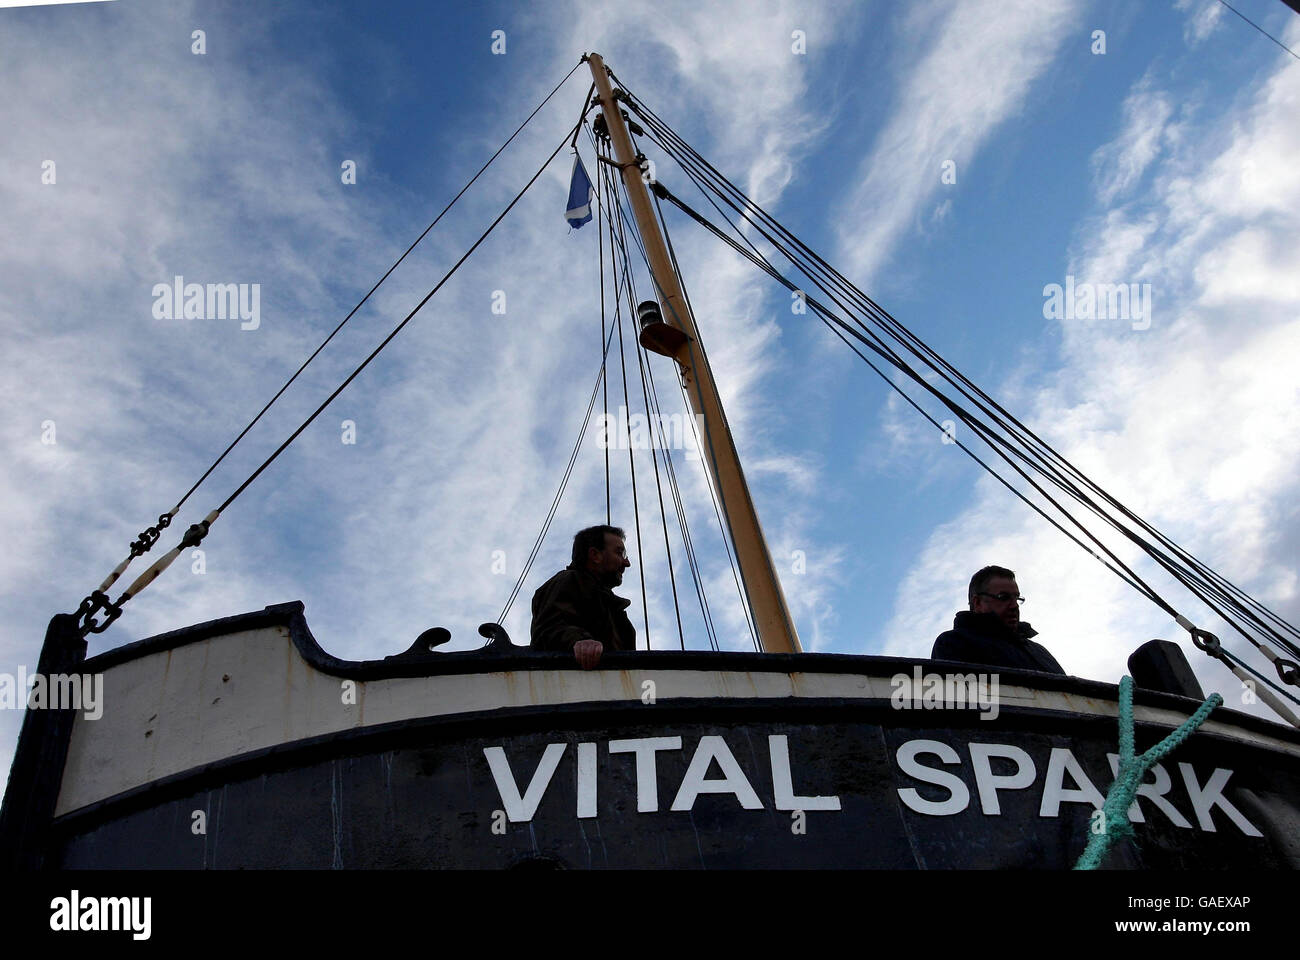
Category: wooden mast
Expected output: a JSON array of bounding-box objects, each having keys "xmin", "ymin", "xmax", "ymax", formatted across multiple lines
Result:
[{"xmin": 585, "ymin": 53, "xmax": 802, "ymax": 654}]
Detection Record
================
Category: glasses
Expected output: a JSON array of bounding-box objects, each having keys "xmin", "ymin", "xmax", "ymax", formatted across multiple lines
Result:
[{"xmin": 978, "ymin": 591, "xmax": 1026, "ymax": 605}]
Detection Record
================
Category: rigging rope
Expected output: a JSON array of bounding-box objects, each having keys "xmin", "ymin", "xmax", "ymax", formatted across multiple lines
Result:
[
  {"xmin": 597, "ymin": 139, "xmax": 761, "ymax": 651},
  {"xmin": 1074, "ymin": 676, "xmax": 1223, "ymax": 869},
  {"xmin": 597, "ymin": 148, "xmax": 689, "ymax": 650},
  {"xmin": 1216, "ymin": 0, "xmax": 1300, "ymax": 61},
  {"xmin": 624, "ymin": 86, "xmax": 1300, "ymax": 646},
  {"xmin": 73, "ymin": 63, "xmax": 587, "ymax": 640},
  {"xmin": 609, "ymin": 190, "xmax": 654, "ymax": 650},
  {"xmin": 636, "ymin": 114, "xmax": 1192, "ymax": 617},
  {"xmin": 652, "ymin": 172, "xmax": 1300, "ymax": 710},
  {"xmin": 80, "ymin": 59, "xmax": 585, "ymax": 619},
  {"xmin": 74, "ymin": 121, "xmax": 582, "ymax": 637},
  {"xmin": 605, "ymin": 76, "xmax": 1300, "ymax": 714},
  {"xmin": 598, "ymin": 152, "xmax": 611, "ymax": 527},
  {"xmin": 596, "ymin": 137, "xmax": 730, "ymax": 651},
  {"xmin": 651, "ymin": 191, "xmax": 762, "ymax": 652},
  {"xmin": 497, "ymin": 318, "xmax": 621, "ymax": 626}
]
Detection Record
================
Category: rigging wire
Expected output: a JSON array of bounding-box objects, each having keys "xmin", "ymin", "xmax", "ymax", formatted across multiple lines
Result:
[
  {"xmin": 592, "ymin": 142, "xmax": 688, "ymax": 650},
  {"xmin": 596, "ymin": 139, "xmax": 727, "ymax": 651},
  {"xmin": 656, "ymin": 179, "xmax": 1300, "ymax": 709},
  {"xmin": 217, "ymin": 126, "xmax": 576, "ymax": 515},
  {"xmin": 500, "ymin": 120, "xmax": 699, "ymax": 652},
  {"xmin": 606, "ymin": 163, "xmax": 654, "ymax": 651},
  {"xmin": 587, "ymin": 95, "xmax": 774, "ymax": 655},
  {"xmin": 589, "ymin": 125, "xmax": 736, "ymax": 651},
  {"xmin": 601, "ymin": 139, "xmax": 728, "ymax": 651},
  {"xmin": 652, "ymin": 190, "xmax": 761, "ymax": 652},
  {"xmin": 598, "ymin": 155, "xmax": 612, "ymax": 526},
  {"xmin": 650, "ymin": 146, "xmax": 1163, "ymax": 617},
  {"xmin": 607, "ymin": 74, "xmax": 1300, "ymax": 709},
  {"xmin": 587, "ymin": 137, "xmax": 652, "ymax": 646},
  {"xmin": 667, "ymin": 159, "xmax": 1300, "ymax": 662},
  {"xmin": 634, "ymin": 331, "xmax": 692, "ymax": 651},
  {"xmin": 618, "ymin": 82, "xmax": 1300, "ymax": 648},
  {"xmin": 497, "ymin": 318, "xmax": 621, "ymax": 626},
  {"xmin": 648, "ymin": 153, "xmax": 1300, "ymax": 705},
  {"xmin": 1216, "ymin": 0, "xmax": 1300, "ymax": 61},
  {"xmin": 76, "ymin": 122, "xmax": 582, "ymax": 636},
  {"xmin": 83, "ymin": 58, "xmax": 586, "ymax": 611},
  {"xmin": 621, "ymin": 80, "xmax": 1289, "ymax": 613},
  {"xmin": 600, "ymin": 145, "xmax": 771, "ymax": 653},
  {"xmin": 602, "ymin": 139, "xmax": 781, "ymax": 653}
]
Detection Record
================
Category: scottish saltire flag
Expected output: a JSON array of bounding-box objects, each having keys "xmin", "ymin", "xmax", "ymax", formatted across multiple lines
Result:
[{"xmin": 565, "ymin": 154, "xmax": 594, "ymax": 229}]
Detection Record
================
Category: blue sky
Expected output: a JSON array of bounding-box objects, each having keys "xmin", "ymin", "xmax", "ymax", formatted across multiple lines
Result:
[{"xmin": 2, "ymin": 0, "xmax": 1299, "ymax": 775}]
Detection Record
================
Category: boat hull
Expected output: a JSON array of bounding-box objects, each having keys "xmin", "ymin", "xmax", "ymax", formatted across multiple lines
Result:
[{"xmin": 13, "ymin": 603, "xmax": 1300, "ymax": 869}]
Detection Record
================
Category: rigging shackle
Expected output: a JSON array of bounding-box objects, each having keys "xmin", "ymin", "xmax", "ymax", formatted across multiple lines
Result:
[
  {"xmin": 1175, "ymin": 613, "xmax": 1222, "ymax": 657},
  {"xmin": 71, "ymin": 590, "xmax": 122, "ymax": 637},
  {"xmin": 1189, "ymin": 627, "xmax": 1222, "ymax": 656},
  {"xmin": 1274, "ymin": 657, "xmax": 1299, "ymax": 686}
]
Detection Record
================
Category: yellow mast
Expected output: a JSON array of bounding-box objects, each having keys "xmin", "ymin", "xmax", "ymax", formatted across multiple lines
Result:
[{"xmin": 585, "ymin": 53, "xmax": 802, "ymax": 654}]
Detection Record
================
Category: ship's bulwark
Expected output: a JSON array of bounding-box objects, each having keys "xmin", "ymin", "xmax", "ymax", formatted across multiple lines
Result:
[{"xmin": 39, "ymin": 603, "xmax": 1300, "ymax": 869}]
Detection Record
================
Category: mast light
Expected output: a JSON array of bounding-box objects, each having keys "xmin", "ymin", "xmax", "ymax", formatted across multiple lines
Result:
[{"xmin": 637, "ymin": 299, "xmax": 689, "ymax": 358}]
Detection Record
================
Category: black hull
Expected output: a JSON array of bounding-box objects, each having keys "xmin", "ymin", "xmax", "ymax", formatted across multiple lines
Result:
[
  {"xmin": 7, "ymin": 603, "xmax": 1299, "ymax": 869},
  {"xmin": 50, "ymin": 698, "xmax": 1300, "ymax": 869}
]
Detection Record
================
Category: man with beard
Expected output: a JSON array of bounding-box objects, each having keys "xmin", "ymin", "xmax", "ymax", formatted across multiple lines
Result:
[
  {"xmin": 931, "ymin": 565, "xmax": 1065, "ymax": 674},
  {"xmin": 531, "ymin": 525, "xmax": 636, "ymax": 669}
]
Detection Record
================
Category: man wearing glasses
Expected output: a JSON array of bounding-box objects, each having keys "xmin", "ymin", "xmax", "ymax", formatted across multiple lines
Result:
[{"xmin": 931, "ymin": 565, "xmax": 1066, "ymax": 674}]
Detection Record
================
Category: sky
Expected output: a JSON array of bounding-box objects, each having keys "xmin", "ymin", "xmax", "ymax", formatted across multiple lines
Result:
[{"xmin": 2, "ymin": 0, "xmax": 1299, "ymax": 778}]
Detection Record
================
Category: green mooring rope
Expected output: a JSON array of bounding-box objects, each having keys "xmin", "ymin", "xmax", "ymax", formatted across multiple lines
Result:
[{"xmin": 1074, "ymin": 676, "xmax": 1223, "ymax": 870}]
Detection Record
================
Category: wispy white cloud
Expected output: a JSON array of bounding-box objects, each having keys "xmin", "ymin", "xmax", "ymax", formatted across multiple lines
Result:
[
  {"xmin": 834, "ymin": 0, "xmax": 1084, "ymax": 290},
  {"xmin": 7, "ymin": 0, "xmax": 1296, "ymax": 801},
  {"xmin": 1176, "ymin": 0, "xmax": 1226, "ymax": 45},
  {"xmin": 0, "ymin": 0, "xmax": 864, "ymax": 756},
  {"xmin": 0, "ymin": 0, "xmax": 437, "ymax": 766},
  {"xmin": 1090, "ymin": 78, "xmax": 1174, "ymax": 206},
  {"xmin": 881, "ymin": 20, "xmax": 1300, "ymax": 722}
]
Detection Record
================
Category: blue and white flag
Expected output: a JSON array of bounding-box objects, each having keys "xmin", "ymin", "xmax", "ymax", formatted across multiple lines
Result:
[{"xmin": 565, "ymin": 154, "xmax": 594, "ymax": 229}]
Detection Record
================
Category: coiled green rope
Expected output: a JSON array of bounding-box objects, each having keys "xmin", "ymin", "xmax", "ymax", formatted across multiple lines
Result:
[{"xmin": 1074, "ymin": 675, "xmax": 1222, "ymax": 870}]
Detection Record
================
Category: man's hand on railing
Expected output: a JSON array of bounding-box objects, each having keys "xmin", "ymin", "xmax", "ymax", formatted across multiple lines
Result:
[{"xmin": 573, "ymin": 638, "xmax": 604, "ymax": 670}]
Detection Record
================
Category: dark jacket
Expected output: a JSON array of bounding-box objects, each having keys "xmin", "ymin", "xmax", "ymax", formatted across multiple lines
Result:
[
  {"xmin": 530, "ymin": 564, "xmax": 637, "ymax": 653},
  {"xmin": 931, "ymin": 611, "xmax": 1065, "ymax": 675}
]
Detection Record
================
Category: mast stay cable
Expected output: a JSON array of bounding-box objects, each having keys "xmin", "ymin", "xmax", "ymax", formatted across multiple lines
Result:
[
  {"xmin": 661, "ymin": 210, "xmax": 1300, "ymax": 717},
  {"xmin": 593, "ymin": 137, "xmax": 688, "ymax": 650},
  {"xmin": 606, "ymin": 162, "xmax": 654, "ymax": 651},
  {"xmin": 600, "ymin": 136, "xmax": 711, "ymax": 649},
  {"xmin": 72, "ymin": 58, "xmax": 586, "ymax": 637},
  {"xmin": 607, "ymin": 75, "xmax": 1300, "ymax": 718},
  {"xmin": 600, "ymin": 142, "xmax": 769, "ymax": 653},
  {"xmin": 74, "ymin": 122, "xmax": 582, "ymax": 637},
  {"xmin": 595, "ymin": 132, "xmax": 735, "ymax": 651},
  {"xmin": 653, "ymin": 191, "xmax": 763, "ymax": 652},
  {"xmin": 622, "ymin": 88, "xmax": 1300, "ymax": 665},
  {"xmin": 497, "ymin": 318, "xmax": 621, "ymax": 627}
]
